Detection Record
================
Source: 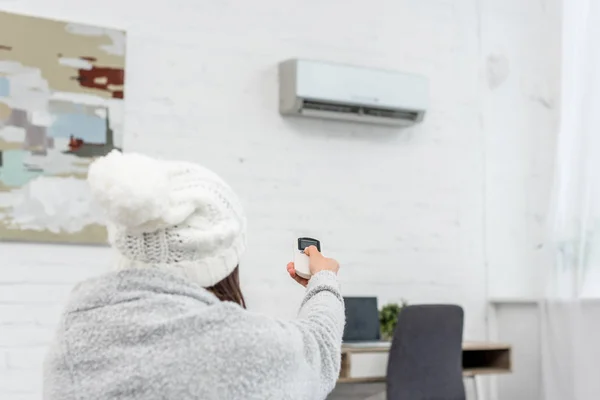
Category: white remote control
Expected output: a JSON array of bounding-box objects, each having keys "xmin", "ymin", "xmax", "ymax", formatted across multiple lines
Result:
[{"xmin": 294, "ymin": 237, "xmax": 321, "ymax": 280}]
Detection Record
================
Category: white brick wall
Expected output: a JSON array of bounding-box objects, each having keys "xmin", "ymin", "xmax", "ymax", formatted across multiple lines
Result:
[{"xmin": 0, "ymin": 0, "xmax": 559, "ymax": 399}]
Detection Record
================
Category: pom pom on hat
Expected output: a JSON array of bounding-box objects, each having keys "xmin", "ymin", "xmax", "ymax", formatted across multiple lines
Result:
[
  {"xmin": 88, "ymin": 150, "xmax": 171, "ymax": 232},
  {"xmin": 88, "ymin": 150, "xmax": 247, "ymax": 287}
]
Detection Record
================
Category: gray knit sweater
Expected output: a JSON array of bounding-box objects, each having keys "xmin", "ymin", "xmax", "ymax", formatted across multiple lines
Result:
[{"xmin": 43, "ymin": 268, "xmax": 345, "ymax": 400}]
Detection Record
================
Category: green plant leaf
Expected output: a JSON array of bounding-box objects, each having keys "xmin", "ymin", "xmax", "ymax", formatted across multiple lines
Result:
[{"xmin": 379, "ymin": 300, "xmax": 408, "ymax": 339}]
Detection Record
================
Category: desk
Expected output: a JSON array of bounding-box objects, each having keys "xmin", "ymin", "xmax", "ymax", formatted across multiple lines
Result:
[{"xmin": 338, "ymin": 341, "xmax": 512, "ymax": 383}]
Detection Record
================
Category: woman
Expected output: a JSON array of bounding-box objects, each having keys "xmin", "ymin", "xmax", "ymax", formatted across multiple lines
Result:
[{"xmin": 43, "ymin": 150, "xmax": 345, "ymax": 400}]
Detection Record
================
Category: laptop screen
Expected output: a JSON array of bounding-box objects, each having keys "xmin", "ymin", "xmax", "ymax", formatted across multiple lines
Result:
[{"xmin": 343, "ymin": 297, "xmax": 381, "ymax": 342}]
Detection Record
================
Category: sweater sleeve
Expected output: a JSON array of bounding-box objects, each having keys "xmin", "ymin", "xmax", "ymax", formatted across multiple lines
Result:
[{"xmin": 286, "ymin": 270, "xmax": 346, "ymax": 397}]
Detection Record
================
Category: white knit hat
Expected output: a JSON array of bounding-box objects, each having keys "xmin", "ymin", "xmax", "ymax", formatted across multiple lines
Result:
[{"xmin": 87, "ymin": 150, "xmax": 246, "ymax": 287}]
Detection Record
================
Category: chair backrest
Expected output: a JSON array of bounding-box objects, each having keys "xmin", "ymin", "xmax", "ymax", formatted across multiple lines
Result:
[{"xmin": 386, "ymin": 304, "xmax": 465, "ymax": 400}]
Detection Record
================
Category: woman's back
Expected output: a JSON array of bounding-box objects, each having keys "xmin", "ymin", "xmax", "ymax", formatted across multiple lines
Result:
[
  {"xmin": 43, "ymin": 151, "xmax": 345, "ymax": 399},
  {"xmin": 44, "ymin": 268, "xmax": 344, "ymax": 400}
]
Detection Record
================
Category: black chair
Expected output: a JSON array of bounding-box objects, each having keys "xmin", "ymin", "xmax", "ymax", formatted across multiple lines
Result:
[{"xmin": 386, "ymin": 304, "xmax": 465, "ymax": 400}]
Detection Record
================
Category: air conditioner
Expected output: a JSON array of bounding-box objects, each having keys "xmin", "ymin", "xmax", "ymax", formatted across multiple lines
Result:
[{"xmin": 278, "ymin": 59, "xmax": 429, "ymax": 127}]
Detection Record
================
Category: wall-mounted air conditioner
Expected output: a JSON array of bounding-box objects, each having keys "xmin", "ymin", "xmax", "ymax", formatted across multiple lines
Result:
[{"xmin": 279, "ymin": 59, "xmax": 429, "ymax": 127}]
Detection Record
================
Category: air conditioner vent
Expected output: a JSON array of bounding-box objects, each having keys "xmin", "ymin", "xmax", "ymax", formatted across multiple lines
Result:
[
  {"xmin": 301, "ymin": 100, "xmax": 420, "ymax": 121},
  {"xmin": 301, "ymin": 100, "xmax": 360, "ymax": 114},
  {"xmin": 363, "ymin": 107, "xmax": 420, "ymax": 121}
]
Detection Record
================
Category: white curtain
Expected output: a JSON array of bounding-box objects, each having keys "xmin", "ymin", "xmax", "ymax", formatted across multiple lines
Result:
[{"xmin": 542, "ymin": 0, "xmax": 600, "ymax": 399}]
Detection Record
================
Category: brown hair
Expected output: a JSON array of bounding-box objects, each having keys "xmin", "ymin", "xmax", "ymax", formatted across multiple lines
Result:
[{"xmin": 206, "ymin": 266, "xmax": 246, "ymax": 308}]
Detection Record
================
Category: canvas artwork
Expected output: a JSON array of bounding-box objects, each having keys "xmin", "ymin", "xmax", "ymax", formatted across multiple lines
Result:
[{"xmin": 0, "ymin": 11, "xmax": 126, "ymax": 244}]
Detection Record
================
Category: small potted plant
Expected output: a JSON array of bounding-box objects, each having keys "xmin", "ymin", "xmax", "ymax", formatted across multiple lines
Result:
[{"xmin": 379, "ymin": 300, "xmax": 408, "ymax": 341}]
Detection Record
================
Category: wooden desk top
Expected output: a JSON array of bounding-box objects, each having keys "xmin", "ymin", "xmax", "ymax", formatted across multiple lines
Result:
[
  {"xmin": 462, "ymin": 341, "xmax": 512, "ymax": 351},
  {"xmin": 338, "ymin": 340, "xmax": 512, "ymax": 382},
  {"xmin": 342, "ymin": 341, "xmax": 511, "ymax": 354}
]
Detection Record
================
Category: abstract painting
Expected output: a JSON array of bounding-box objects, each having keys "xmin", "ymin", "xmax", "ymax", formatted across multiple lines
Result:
[{"xmin": 0, "ymin": 11, "xmax": 126, "ymax": 244}]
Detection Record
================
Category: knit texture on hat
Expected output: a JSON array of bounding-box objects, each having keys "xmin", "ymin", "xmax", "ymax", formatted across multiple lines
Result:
[{"xmin": 88, "ymin": 150, "xmax": 246, "ymax": 287}]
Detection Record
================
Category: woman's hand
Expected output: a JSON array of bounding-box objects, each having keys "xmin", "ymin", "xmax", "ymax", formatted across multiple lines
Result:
[{"xmin": 286, "ymin": 246, "xmax": 340, "ymax": 287}]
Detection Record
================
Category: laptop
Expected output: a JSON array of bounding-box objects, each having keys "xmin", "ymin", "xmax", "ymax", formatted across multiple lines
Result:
[{"xmin": 343, "ymin": 297, "xmax": 388, "ymax": 347}]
